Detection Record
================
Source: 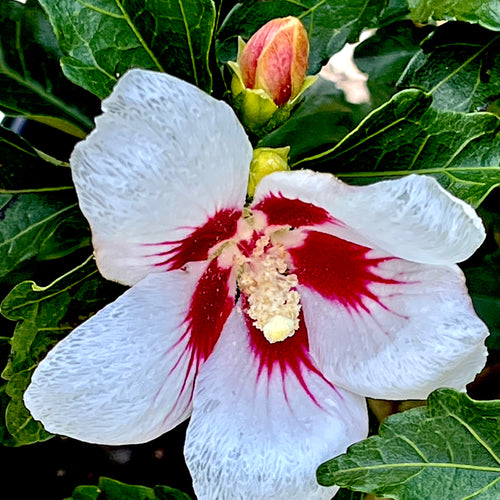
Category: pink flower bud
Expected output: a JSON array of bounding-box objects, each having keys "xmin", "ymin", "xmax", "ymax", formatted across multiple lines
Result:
[{"xmin": 239, "ymin": 17, "xmax": 309, "ymax": 106}]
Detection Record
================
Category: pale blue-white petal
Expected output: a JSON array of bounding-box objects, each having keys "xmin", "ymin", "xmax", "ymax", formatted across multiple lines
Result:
[
  {"xmin": 71, "ymin": 69, "xmax": 252, "ymax": 285},
  {"xmin": 24, "ymin": 267, "xmax": 209, "ymax": 444},
  {"xmin": 254, "ymin": 170, "xmax": 485, "ymax": 265},
  {"xmin": 298, "ymin": 252, "xmax": 488, "ymax": 400},
  {"xmin": 185, "ymin": 309, "xmax": 368, "ymax": 500}
]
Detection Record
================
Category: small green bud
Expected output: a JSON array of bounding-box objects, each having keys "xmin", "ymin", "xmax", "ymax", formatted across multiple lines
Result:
[{"xmin": 248, "ymin": 146, "xmax": 290, "ymax": 197}]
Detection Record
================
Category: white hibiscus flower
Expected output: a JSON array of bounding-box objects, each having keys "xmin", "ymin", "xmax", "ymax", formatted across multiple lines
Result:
[{"xmin": 25, "ymin": 69, "xmax": 488, "ymax": 500}]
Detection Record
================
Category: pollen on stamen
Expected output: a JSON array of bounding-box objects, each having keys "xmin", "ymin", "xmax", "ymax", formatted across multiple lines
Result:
[
  {"xmin": 238, "ymin": 235, "xmax": 301, "ymax": 343},
  {"xmin": 262, "ymin": 315, "xmax": 295, "ymax": 343}
]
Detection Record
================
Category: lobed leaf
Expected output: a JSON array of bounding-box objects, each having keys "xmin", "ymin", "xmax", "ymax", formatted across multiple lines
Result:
[
  {"xmin": 408, "ymin": 0, "xmax": 500, "ymax": 32},
  {"xmin": 294, "ymin": 89, "xmax": 500, "ymax": 207},
  {"xmin": 0, "ymin": 257, "xmax": 124, "ymax": 445},
  {"xmin": 0, "ymin": 0, "xmax": 96, "ymax": 134},
  {"xmin": 217, "ymin": 0, "xmax": 388, "ymax": 74},
  {"xmin": 38, "ymin": 0, "xmax": 216, "ymax": 98},
  {"xmin": 318, "ymin": 388, "xmax": 500, "ymax": 500}
]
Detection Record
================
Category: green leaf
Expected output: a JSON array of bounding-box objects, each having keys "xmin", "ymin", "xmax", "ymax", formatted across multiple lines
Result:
[
  {"xmin": 65, "ymin": 485, "xmax": 101, "ymax": 500},
  {"xmin": 463, "ymin": 199, "xmax": 500, "ymax": 352},
  {"xmin": 0, "ymin": 257, "xmax": 124, "ymax": 445},
  {"xmin": 398, "ymin": 23, "xmax": 500, "ymax": 112},
  {"xmin": 408, "ymin": 0, "xmax": 500, "ymax": 31},
  {"xmin": 371, "ymin": 0, "xmax": 410, "ymax": 27},
  {"xmin": 64, "ymin": 477, "xmax": 192, "ymax": 500},
  {"xmin": 473, "ymin": 295, "xmax": 500, "ymax": 351},
  {"xmin": 0, "ymin": 125, "xmax": 74, "ymax": 193},
  {"xmin": 152, "ymin": 485, "xmax": 192, "ymax": 500},
  {"xmin": 259, "ymin": 77, "xmax": 372, "ymax": 163},
  {"xmin": 0, "ymin": 383, "xmax": 15, "ymax": 447},
  {"xmin": 0, "ymin": 192, "xmax": 89, "ymax": 277},
  {"xmin": 217, "ymin": 0, "xmax": 388, "ymax": 74},
  {"xmin": 0, "ymin": 0, "xmax": 95, "ymax": 133},
  {"xmin": 318, "ymin": 388, "xmax": 500, "ymax": 500},
  {"xmin": 334, "ymin": 488, "xmax": 364, "ymax": 500},
  {"xmin": 38, "ymin": 0, "xmax": 216, "ymax": 98},
  {"xmin": 295, "ymin": 89, "xmax": 500, "ymax": 207},
  {"xmin": 354, "ymin": 20, "xmax": 434, "ymax": 108},
  {"xmin": 3, "ymin": 371, "xmax": 53, "ymax": 445}
]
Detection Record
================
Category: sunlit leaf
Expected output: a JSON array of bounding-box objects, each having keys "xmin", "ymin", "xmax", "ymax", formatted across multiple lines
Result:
[
  {"xmin": 318, "ymin": 388, "xmax": 500, "ymax": 500},
  {"xmin": 408, "ymin": 0, "xmax": 500, "ymax": 31},
  {"xmin": 38, "ymin": 0, "xmax": 216, "ymax": 98},
  {"xmin": 294, "ymin": 89, "xmax": 500, "ymax": 207}
]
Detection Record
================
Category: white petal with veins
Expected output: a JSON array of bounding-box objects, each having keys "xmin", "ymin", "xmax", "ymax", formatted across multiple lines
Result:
[
  {"xmin": 24, "ymin": 267, "xmax": 210, "ymax": 444},
  {"xmin": 301, "ymin": 256, "xmax": 488, "ymax": 400},
  {"xmin": 71, "ymin": 69, "xmax": 252, "ymax": 285},
  {"xmin": 185, "ymin": 309, "xmax": 368, "ymax": 500},
  {"xmin": 255, "ymin": 170, "xmax": 485, "ymax": 265}
]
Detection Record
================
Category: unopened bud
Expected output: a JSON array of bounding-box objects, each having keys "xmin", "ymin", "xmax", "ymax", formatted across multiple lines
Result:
[
  {"xmin": 229, "ymin": 17, "xmax": 316, "ymax": 135},
  {"xmin": 248, "ymin": 146, "xmax": 290, "ymax": 197},
  {"xmin": 239, "ymin": 16, "xmax": 309, "ymax": 106}
]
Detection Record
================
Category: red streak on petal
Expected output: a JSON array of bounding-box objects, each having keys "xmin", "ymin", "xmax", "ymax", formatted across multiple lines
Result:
[
  {"xmin": 184, "ymin": 259, "xmax": 234, "ymax": 369},
  {"xmin": 253, "ymin": 194, "xmax": 335, "ymax": 228},
  {"xmin": 168, "ymin": 259, "xmax": 234, "ymax": 409},
  {"xmin": 237, "ymin": 231, "xmax": 261, "ymax": 258},
  {"xmin": 244, "ymin": 301, "xmax": 333, "ymax": 406},
  {"xmin": 148, "ymin": 209, "xmax": 241, "ymax": 270},
  {"xmin": 289, "ymin": 231, "xmax": 398, "ymax": 311}
]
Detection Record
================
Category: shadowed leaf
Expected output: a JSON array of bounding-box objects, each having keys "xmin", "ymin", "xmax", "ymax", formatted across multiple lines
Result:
[
  {"xmin": 295, "ymin": 89, "xmax": 500, "ymax": 207},
  {"xmin": 399, "ymin": 23, "xmax": 500, "ymax": 113},
  {"xmin": 0, "ymin": 0, "xmax": 96, "ymax": 133},
  {"xmin": 0, "ymin": 257, "xmax": 124, "ymax": 446}
]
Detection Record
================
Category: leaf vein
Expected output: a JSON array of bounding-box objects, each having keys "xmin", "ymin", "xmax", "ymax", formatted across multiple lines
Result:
[
  {"xmin": 113, "ymin": 0, "xmax": 164, "ymax": 72},
  {"xmin": 0, "ymin": 203, "xmax": 78, "ymax": 250},
  {"xmin": 177, "ymin": 0, "xmax": 198, "ymax": 85},
  {"xmin": 461, "ymin": 475, "xmax": 500, "ymax": 500},
  {"xmin": 430, "ymin": 34, "xmax": 500, "ymax": 95},
  {"xmin": 449, "ymin": 413, "xmax": 500, "ymax": 466}
]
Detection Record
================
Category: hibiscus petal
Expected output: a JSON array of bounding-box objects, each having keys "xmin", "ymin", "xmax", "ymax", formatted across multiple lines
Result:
[
  {"xmin": 184, "ymin": 309, "xmax": 368, "ymax": 500},
  {"xmin": 254, "ymin": 170, "xmax": 485, "ymax": 264},
  {"xmin": 292, "ymin": 234, "xmax": 488, "ymax": 399},
  {"xmin": 24, "ymin": 263, "xmax": 233, "ymax": 445},
  {"xmin": 71, "ymin": 69, "xmax": 252, "ymax": 285}
]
